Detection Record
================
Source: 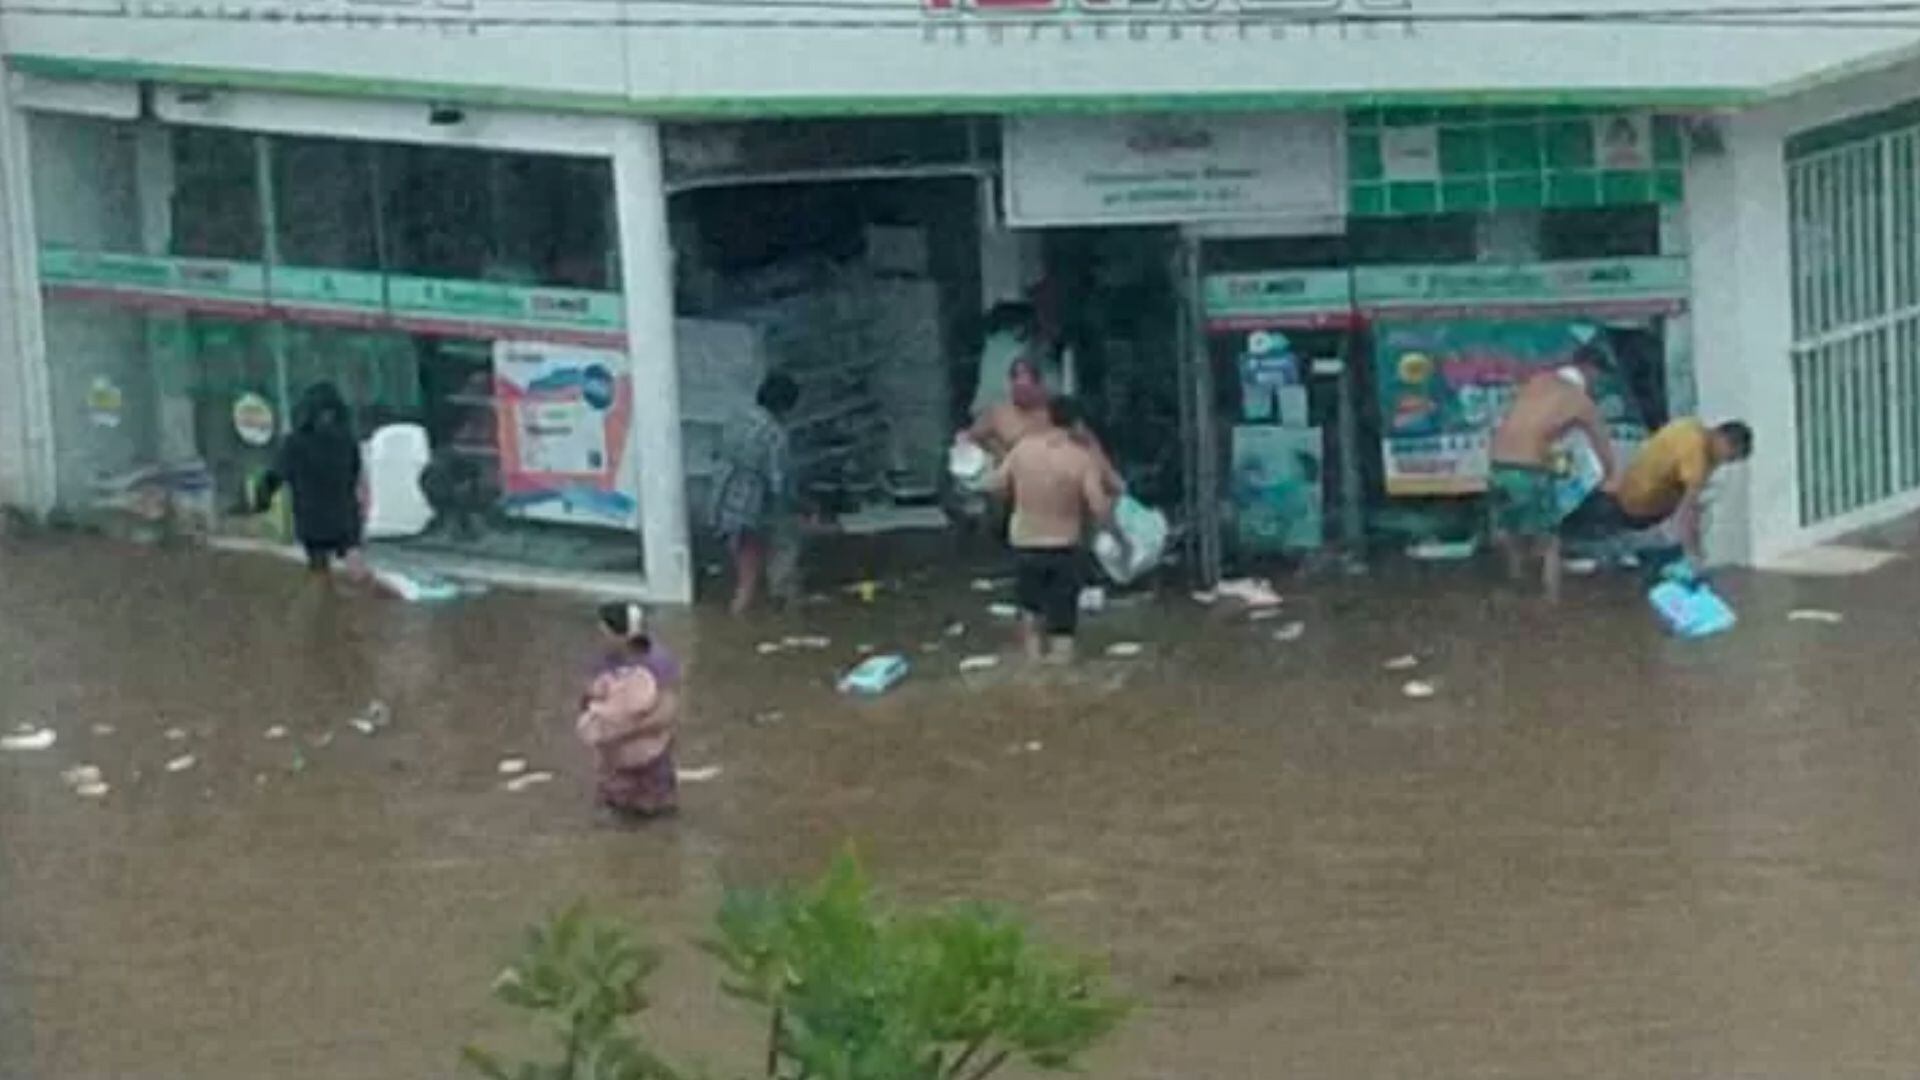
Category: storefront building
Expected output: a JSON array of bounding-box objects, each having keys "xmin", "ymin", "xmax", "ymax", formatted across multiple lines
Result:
[{"xmin": 2, "ymin": 2, "xmax": 1919, "ymax": 598}]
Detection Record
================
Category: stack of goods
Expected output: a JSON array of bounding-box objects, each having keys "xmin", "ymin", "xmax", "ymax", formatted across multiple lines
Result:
[{"xmin": 867, "ymin": 278, "xmax": 950, "ymax": 501}]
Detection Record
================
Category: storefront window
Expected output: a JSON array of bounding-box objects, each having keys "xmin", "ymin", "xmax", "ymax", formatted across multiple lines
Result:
[
  {"xmin": 173, "ymin": 127, "xmax": 262, "ymax": 261},
  {"xmin": 378, "ymin": 146, "xmax": 614, "ymax": 289},
  {"xmin": 273, "ymin": 137, "xmax": 381, "ymax": 270}
]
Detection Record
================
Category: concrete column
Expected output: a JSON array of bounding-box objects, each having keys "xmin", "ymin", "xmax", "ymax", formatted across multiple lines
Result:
[
  {"xmin": 1684, "ymin": 113, "xmax": 1796, "ymax": 566},
  {"xmin": 0, "ymin": 82, "xmax": 55, "ymax": 515},
  {"xmin": 613, "ymin": 120, "xmax": 692, "ymax": 603}
]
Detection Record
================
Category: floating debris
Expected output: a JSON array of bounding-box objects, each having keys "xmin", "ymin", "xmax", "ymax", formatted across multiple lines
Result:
[
  {"xmin": 1, "ymin": 727, "xmax": 56, "ymax": 752},
  {"xmin": 987, "ymin": 602, "xmax": 1020, "ymax": 620},
  {"xmin": 1105, "ymin": 642, "xmax": 1145, "ymax": 659},
  {"xmin": 1788, "ymin": 609, "xmax": 1845, "ymax": 624},
  {"xmin": 1078, "ymin": 587, "xmax": 1107, "ymax": 614},
  {"xmin": 970, "ymin": 577, "xmax": 1009, "ymax": 593},
  {"xmin": 308, "ymin": 732, "xmax": 336, "ymax": 749},
  {"xmin": 164, "ymin": 727, "xmax": 188, "ymax": 742},
  {"xmin": 1271, "ymin": 622, "xmax": 1308, "ymax": 644},
  {"xmin": 90, "ymin": 723, "xmax": 116, "ymax": 737},
  {"xmin": 1195, "ymin": 578, "xmax": 1283, "ymax": 609},
  {"xmin": 1401, "ymin": 680, "xmax": 1437, "ymax": 700},
  {"xmin": 1247, "ymin": 608, "xmax": 1288, "ymax": 623},
  {"xmin": 73, "ymin": 781, "xmax": 110, "ymax": 799},
  {"xmin": 61, "ymin": 764, "xmax": 102, "ymax": 788},
  {"xmin": 958, "ymin": 654, "xmax": 1001, "ymax": 674},
  {"xmin": 1383, "ymin": 655, "xmax": 1422, "ymax": 671},
  {"xmin": 263, "ymin": 726, "xmax": 289, "ymax": 741},
  {"xmin": 839, "ymin": 654, "xmax": 910, "ymax": 696},
  {"xmin": 1564, "ymin": 557, "xmax": 1600, "ymax": 576},
  {"xmin": 781, "ymin": 635, "xmax": 832, "ymax": 651},
  {"xmin": 749, "ymin": 710, "xmax": 786, "ymax": 727},
  {"xmin": 497, "ymin": 758, "xmax": 529, "ymax": 776},
  {"xmin": 165, "ymin": 754, "xmax": 198, "ymax": 773},
  {"xmin": 1024, "ymin": 741, "xmax": 1044, "ymax": 753},
  {"xmin": 348, "ymin": 718, "xmax": 380, "ymax": 736},
  {"xmin": 943, "ymin": 620, "xmax": 968, "ymax": 638},
  {"xmin": 503, "ymin": 771, "xmax": 554, "ymax": 793},
  {"xmin": 755, "ymin": 642, "xmax": 784, "ymax": 656},
  {"xmin": 677, "ymin": 765, "xmax": 723, "ymax": 783}
]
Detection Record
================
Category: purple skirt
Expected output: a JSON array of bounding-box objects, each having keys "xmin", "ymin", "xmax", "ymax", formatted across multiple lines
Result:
[{"xmin": 598, "ymin": 751, "xmax": 678, "ymax": 817}]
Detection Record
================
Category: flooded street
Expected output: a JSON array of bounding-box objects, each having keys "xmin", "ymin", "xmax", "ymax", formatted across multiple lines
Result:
[{"xmin": 7, "ymin": 535, "xmax": 1920, "ymax": 1079}]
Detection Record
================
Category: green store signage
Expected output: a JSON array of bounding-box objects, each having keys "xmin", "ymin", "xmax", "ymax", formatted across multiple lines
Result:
[
  {"xmin": 1355, "ymin": 257, "xmax": 1689, "ymax": 311},
  {"xmin": 1202, "ymin": 270, "xmax": 1354, "ymax": 328},
  {"xmin": 37, "ymin": 246, "xmax": 626, "ymax": 339}
]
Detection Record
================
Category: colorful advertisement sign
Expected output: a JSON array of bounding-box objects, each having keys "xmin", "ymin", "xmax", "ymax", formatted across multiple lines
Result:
[
  {"xmin": 1374, "ymin": 319, "xmax": 1647, "ymax": 495},
  {"xmin": 1232, "ymin": 425, "xmax": 1324, "ymax": 553},
  {"xmin": 492, "ymin": 341, "xmax": 639, "ymax": 529}
]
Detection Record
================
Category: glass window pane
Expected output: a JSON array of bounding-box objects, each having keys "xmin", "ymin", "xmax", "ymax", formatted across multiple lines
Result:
[
  {"xmin": 379, "ymin": 146, "xmax": 614, "ymax": 289},
  {"xmin": 30, "ymin": 115, "xmax": 141, "ymax": 253},
  {"xmin": 273, "ymin": 137, "xmax": 381, "ymax": 271},
  {"xmin": 172, "ymin": 128, "xmax": 262, "ymax": 261}
]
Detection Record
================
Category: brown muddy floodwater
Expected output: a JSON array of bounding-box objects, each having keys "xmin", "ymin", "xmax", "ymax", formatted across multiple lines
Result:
[{"xmin": 6, "ymin": 533, "xmax": 1920, "ymax": 1080}]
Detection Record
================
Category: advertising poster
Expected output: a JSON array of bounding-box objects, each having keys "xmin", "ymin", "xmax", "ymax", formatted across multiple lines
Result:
[
  {"xmin": 492, "ymin": 341, "xmax": 639, "ymax": 529},
  {"xmin": 1374, "ymin": 319, "xmax": 1647, "ymax": 495},
  {"xmin": 1231, "ymin": 425, "xmax": 1324, "ymax": 553}
]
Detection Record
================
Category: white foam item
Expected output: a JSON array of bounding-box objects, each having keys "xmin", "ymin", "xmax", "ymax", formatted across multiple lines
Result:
[
  {"xmin": 677, "ymin": 765, "xmax": 724, "ymax": 783},
  {"xmin": 948, "ymin": 440, "xmax": 992, "ymax": 491},
  {"xmin": 361, "ymin": 424, "xmax": 434, "ymax": 540},
  {"xmin": 1788, "ymin": 609, "xmax": 1845, "ymax": 624},
  {"xmin": 1093, "ymin": 497, "xmax": 1170, "ymax": 585},
  {"xmin": 1, "ymin": 728, "xmax": 55, "ymax": 752},
  {"xmin": 958, "ymin": 654, "xmax": 1001, "ymax": 673},
  {"xmin": 1211, "ymin": 577, "xmax": 1283, "ymax": 609},
  {"xmin": 369, "ymin": 567, "xmax": 463, "ymax": 603}
]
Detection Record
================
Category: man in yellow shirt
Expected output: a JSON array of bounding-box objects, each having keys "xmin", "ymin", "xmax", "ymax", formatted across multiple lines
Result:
[{"xmin": 1611, "ymin": 418, "xmax": 1753, "ymax": 564}]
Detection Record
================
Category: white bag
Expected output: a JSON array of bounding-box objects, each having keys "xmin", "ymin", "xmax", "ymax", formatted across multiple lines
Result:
[
  {"xmin": 362, "ymin": 423, "xmax": 434, "ymax": 540},
  {"xmin": 947, "ymin": 439, "xmax": 992, "ymax": 493},
  {"xmin": 1094, "ymin": 496, "xmax": 1168, "ymax": 585}
]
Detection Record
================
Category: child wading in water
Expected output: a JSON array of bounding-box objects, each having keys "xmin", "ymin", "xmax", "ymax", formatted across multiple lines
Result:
[{"xmin": 576, "ymin": 603, "xmax": 682, "ymax": 822}]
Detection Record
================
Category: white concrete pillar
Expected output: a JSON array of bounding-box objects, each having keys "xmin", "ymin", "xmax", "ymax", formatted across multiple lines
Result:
[
  {"xmin": 613, "ymin": 120, "xmax": 692, "ymax": 604},
  {"xmin": 0, "ymin": 81, "xmax": 55, "ymax": 515},
  {"xmin": 1684, "ymin": 113, "xmax": 1796, "ymax": 566}
]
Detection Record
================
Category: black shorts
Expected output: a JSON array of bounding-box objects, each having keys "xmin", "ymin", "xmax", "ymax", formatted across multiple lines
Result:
[
  {"xmin": 1014, "ymin": 547, "xmax": 1081, "ymax": 637},
  {"xmin": 303, "ymin": 536, "xmax": 361, "ymax": 571},
  {"xmin": 1563, "ymin": 493, "xmax": 1666, "ymax": 538}
]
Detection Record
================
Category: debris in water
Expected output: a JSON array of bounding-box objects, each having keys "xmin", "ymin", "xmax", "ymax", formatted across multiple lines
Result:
[
  {"xmin": 1, "ymin": 727, "xmax": 56, "ymax": 752},
  {"xmin": 165, "ymin": 754, "xmax": 198, "ymax": 773},
  {"xmin": 749, "ymin": 710, "xmax": 786, "ymax": 727},
  {"xmin": 1025, "ymin": 741, "xmax": 1044, "ymax": 753},
  {"xmin": 782, "ymin": 635, "xmax": 832, "ymax": 650},
  {"xmin": 62, "ymin": 764, "xmax": 102, "ymax": 788},
  {"xmin": 263, "ymin": 726, "xmax": 289, "ymax": 741},
  {"xmin": 1271, "ymin": 622, "xmax": 1307, "ymax": 643},
  {"xmin": 1105, "ymin": 642, "xmax": 1145, "ymax": 659},
  {"xmin": 91, "ymin": 723, "xmax": 116, "ymax": 736},
  {"xmin": 970, "ymin": 577, "xmax": 1007, "ymax": 593},
  {"xmin": 1383, "ymin": 655, "xmax": 1421, "ymax": 671},
  {"xmin": 164, "ymin": 727, "xmax": 188, "ymax": 741},
  {"xmin": 348, "ymin": 718, "xmax": 380, "ymax": 736},
  {"xmin": 756, "ymin": 642, "xmax": 784, "ymax": 656},
  {"xmin": 497, "ymin": 758, "xmax": 529, "ymax": 776},
  {"xmin": 1401, "ymin": 680, "xmax": 1437, "ymax": 700},
  {"xmin": 74, "ymin": 781, "xmax": 110, "ymax": 799},
  {"xmin": 1248, "ymin": 608, "xmax": 1287, "ymax": 623},
  {"xmin": 677, "ymin": 765, "xmax": 723, "ymax": 783},
  {"xmin": 1196, "ymin": 578, "xmax": 1283, "ymax": 609},
  {"xmin": 1788, "ymin": 609, "xmax": 1845, "ymax": 624},
  {"xmin": 289, "ymin": 750, "xmax": 308, "ymax": 774},
  {"xmin": 987, "ymin": 602, "xmax": 1020, "ymax": 620},
  {"xmin": 958, "ymin": 654, "xmax": 1001, "ymax": 674},
  {"xmin": 1078, "ymin": 587, "xmax": 1107, "ymax": 614},
  {"xmin": 839, "ymin": 654, "xmax": 910, "ymax": 695},
  {"xmin": 1408, "ymin": 539, "xmax": 1478, "ymax": 561},
  {"xmin": 309, "ymin": 732, "xmax": 336, "ymax": 749},
  {"xmin": 503, "ymin": 771, "xmax": 554, "ymax": 793},
  {"xmin": 1564, "ymin": 557, "xmax": 1600, "ymax": 575},
  {"xmin": 943, "ymin": 620, "xmax": 967, "ymax": 638}
]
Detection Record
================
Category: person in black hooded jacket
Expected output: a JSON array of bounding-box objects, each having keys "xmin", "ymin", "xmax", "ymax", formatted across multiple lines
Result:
[{"xmin": 256, "ymin": 382, "xmax": 366, "ymax": 576}]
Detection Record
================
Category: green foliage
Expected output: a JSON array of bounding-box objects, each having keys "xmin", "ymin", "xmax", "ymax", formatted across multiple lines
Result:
[
  {"xmin": 704, "ymin": 850, "xmax": 1128, "ymax": 1080},
  {"xmin": 463, "ymin": 904, "xmax": 683, "ymax": 1080}
]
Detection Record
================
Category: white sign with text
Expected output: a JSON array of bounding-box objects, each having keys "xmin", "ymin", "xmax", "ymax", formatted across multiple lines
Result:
[{"xmin": 1003, "ymin": 112, "xmax": 1344, "ymax": 227}]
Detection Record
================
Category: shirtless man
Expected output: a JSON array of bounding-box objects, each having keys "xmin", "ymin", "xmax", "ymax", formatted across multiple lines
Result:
[
  {"xmin": 1487, "ymin": 366, "xmax": 1619, "ymax": 602},
  {"xmin": 985, "ymin": 397, "xmax": 1120, "ymax": 663},
  {"xmin": 965, "ymin": 357, "xmax": 1052, "ymax": 457}
]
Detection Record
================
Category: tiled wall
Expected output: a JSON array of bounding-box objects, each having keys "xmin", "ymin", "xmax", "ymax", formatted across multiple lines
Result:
[{"xmin": 1348, "ymin": 108, "xmax": 1687, "ymax": 217}]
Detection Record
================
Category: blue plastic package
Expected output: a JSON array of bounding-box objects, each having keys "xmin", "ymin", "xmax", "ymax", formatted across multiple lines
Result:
[
  {"xmin": 838, "ymin": 654, "xmax": 910, "ymax": 695},
  {"xmin": 1648, "ymin": 578, "xmax": 1737, "ymax": 638}
]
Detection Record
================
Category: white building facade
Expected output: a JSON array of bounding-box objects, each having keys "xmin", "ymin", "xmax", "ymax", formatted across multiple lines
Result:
[{"xmin": 2, "ymin": 0, "xmax": 1919, "ymax": 597}]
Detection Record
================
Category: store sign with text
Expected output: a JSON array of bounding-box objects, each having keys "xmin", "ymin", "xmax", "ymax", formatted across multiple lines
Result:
[{"xmin": 1003, "ymin": 112, "xmax": 1344, "ymax": 227}]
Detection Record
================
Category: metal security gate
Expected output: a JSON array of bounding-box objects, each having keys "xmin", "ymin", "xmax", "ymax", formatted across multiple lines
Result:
[{"xmin": 1787, "ymin": 115, "xmax": 1920, "ymax": 526}]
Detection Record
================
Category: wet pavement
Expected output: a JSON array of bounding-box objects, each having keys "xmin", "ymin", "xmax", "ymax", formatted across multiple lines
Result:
[{"xmin": 7, "ymin": 533, "xmax": 1920, "ymax": 1079}]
